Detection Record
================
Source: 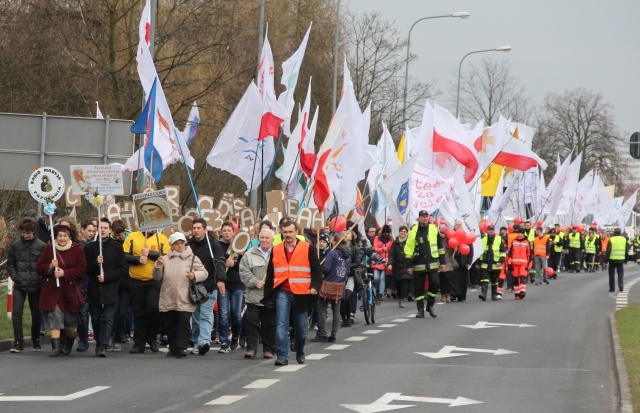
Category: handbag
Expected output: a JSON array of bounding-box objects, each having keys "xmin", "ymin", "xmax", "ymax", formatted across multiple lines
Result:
[
  {"xmin": 187, "ymin": 254, "xmax": 209, "ymax": 304},
  {"xmin": 451, "ymin": 251, "xmax": 460, "ymax": 270},
  {"xmin": 353, "ymin": 268, "xmax": 364, "ymax": 291},
  {"xmin": 319, "ymin": 280, "xmax": 344, "ymax": 302},
  {"xmin": 72, "ymin": 282, "xmax": 86, "ymax": 312}
]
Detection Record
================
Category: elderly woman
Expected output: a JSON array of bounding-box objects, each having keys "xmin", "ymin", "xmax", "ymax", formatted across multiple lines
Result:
[
  {"xmin": 36, "ymin": 225, "xmax": 87, "ymax": 357},
  {"xmin": 153, "ymin": 232, "xmax": 207, "ymax": 358}
]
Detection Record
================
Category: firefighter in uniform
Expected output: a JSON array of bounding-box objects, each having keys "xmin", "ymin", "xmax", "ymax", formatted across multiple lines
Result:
[
  {"xmin": 605, "ymin": 228, "xmax": 627, "ymax": 292},
  {"xmin": 405, "ymin": 210, "xmax": 446, "ymax": 318},
  {"xmin": 509, "ymin": 228, "xmax": 531, "ymax": 299},
  {"xmin": 567, "ymin": 227, "xmax": 584, "ymax": 273},
  {"xmin": 478, "ymin": 225, "xmax": 506, "ymax": 301},
  {"xmin": 583, "ymin": 228, "xmax": 601, "ymax": 272}
]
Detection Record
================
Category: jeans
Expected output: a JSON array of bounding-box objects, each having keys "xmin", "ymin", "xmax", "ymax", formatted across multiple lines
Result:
[
  {"xmin": 534, "ymin": 256, "xmax": 548, "ymax": 282},
  {"xmin": 217, "ymin": 288, "xmax": 244, "ymax": 345},
  {"xmin": 89, "ymin": 303, "xmax": 117, "ymax": 350},
  {"xmin": 275, "ymin": 289, "xmax": 308, "ymax": 360},
  {"xmin": 77, "ymin": 303, "xmax": 90, "ymax": 345},
  {"xmin": 11, "ymin": 287, "xmax": 41, "ymax": 345},
  {"xmin": 112, "ymin": 289, "xmax": 130, "ymax": 344},
  {"xmin": 317, "ymin": 297, "xmax": 341, "ymax": 338},
  {"xmin": 192, "ymin": 290, "xmax": 217, "ymax": 347},
  {"xmin": 373, "ymin": 269, "xmax": 386, "ymax": 296}
]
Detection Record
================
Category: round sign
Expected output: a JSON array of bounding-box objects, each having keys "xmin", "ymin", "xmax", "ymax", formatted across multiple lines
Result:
[{"xmin": 28, "ymin": 167, "xmax": 65, "ymax": 204}]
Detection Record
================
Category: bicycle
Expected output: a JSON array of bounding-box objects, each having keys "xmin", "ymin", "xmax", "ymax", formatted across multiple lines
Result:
[{"xmin": 360, "ymin": 268, "xmax": 379, "ymax": 325}]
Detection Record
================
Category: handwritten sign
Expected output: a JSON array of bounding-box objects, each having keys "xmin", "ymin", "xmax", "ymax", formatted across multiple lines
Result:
[
  {"xmin": 65, "ymin": 185, "xmax": 82, "ymax": 208},
  {"xmin": 409, "ymin": 164, "xmax": 453, "ymax": 221},
  {"xmin": 297, "ymin": 207, "xmax": 325, "ymax": 230}
]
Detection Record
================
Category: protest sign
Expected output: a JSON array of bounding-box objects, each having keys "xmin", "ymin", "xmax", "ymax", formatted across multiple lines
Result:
[
  {"xmin": 69, "ymin": 165, "xmax": 124, "ymax": 195},
  {"xmin": 133, "ymin": 189, "xmax": 173, "ymax": 232}
]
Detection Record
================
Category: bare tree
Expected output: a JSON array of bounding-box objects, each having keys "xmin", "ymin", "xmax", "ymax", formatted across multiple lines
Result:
[
  {"xmin": 534, "ymin": 88, "xmax": 629, "ymax": 188},
  {"xmin": 453, "ymin": 58, "xmax": 532, "ymax": 125},
  {"xmin": 343, "ymin": 11, "xmax": 437, "ymax": 140}
]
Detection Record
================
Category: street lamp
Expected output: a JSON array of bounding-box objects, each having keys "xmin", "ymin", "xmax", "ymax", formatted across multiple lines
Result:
[
  {"xmin": 455, "ymin": 46, "xmax": 511, "ymax": 118},
  {"xmin": 402, "ymin": 11, "xmax": 470, "ymax": 127}
]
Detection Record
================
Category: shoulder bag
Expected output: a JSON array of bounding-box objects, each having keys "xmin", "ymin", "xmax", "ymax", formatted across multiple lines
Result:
[{"xmin": 188, "ymin": 254, "xmax": 209, "ymax": 304}]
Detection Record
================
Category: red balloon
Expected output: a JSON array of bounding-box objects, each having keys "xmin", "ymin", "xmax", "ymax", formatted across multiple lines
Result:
[
  {"xmin": 464, "ymin": 233, "xmax": 477, "ymax": 244},
  {"xmin": 508, "ymin": 224, "xmax": 514, "ymax": 234},
  {"xmin": 536, "ymin": 220, "xmax": 543, "ymax": 227},
  {"xmin": 513, "ymin": 217, "xmax": 522, "ymax": 224},
  {"xmin": 479, "ymin": 220, "xmax": 493, "ymax": 233},
  {"xmin": 455, "ymin": 228, "xmax": 466, "ymax": 241},
  {"xmin": 329, "ymin": 216, "xmax": 347, "ymax": 232},
  {"xmin": 445, "ymin": 229, "xmax": 456, "ymax": 240},
  {"xmin": 459, "ymin": 243, "xmax": 471, "ymax": 255},
  {"xmin": 448, "ymin": 238, "xmax": 460, "ymax": 249},
  {"xmin": 545, "ymin": 267, "xmax": 555, "ymax": 276}
]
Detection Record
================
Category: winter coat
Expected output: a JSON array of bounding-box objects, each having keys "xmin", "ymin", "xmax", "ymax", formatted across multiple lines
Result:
[
  {"xmin": 322, "ymin": 244, "xmax": 351, "ymax": 283},
  {"xmin": 36, "ymin": 242, "xmax": 87, "ymax": 313},
  {"xmin": 219, "ymin": 240, "xmax": 245, "ymax": 290},
  {"xmin": 153, "ymin": 246, "xmax": 207, "ymax": 313},
  {"xmin": 84, "ymin": 238, "xmax": 127, "ymax": 305},
  {"xmin": 388, "ymin": 237, "xmax": 411, "ymax": 281},
  {"xmin": 239, "ymin": 245, "xmax": 271, "ymax": 306},
  {"xmin": 189, "ymin": 235, "xmax": 226, "ymax": 293},
  {"xmin": 372, "ymin": 235, "xmax": 393, "ymax": 270},
  {"xmin": 7, "ymin": 237, "xmax": 46, "ymax": 293}
]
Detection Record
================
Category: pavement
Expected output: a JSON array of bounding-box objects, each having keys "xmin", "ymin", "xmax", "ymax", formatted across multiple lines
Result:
[{"xmin": 0, "ymin": 266, "xmax": 637, "ymax": 412}]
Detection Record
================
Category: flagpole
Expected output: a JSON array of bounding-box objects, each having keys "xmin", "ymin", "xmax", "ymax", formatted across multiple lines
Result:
[
  {"xmin": 260, "ymin": 140, "xmax": 265, "ymax": 215},
  {"xmin": 182, "ymin": 161, "xmax": 207, "ymax": 211},
  {"xmin": 262, "ymin": 129, "xmax": 284, "ymax": 206},
  {"xmin": 248, "ymin": 140, "xmax": 260, "ymax": 208}
]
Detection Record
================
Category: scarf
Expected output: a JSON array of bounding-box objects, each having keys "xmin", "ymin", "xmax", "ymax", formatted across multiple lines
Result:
[{"xmin": 54, "ymin": 240, "xmax": 73, "ymax": 252}]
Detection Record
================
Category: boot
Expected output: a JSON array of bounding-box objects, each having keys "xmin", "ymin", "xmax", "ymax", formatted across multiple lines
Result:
[
  {"xmin": 479, "ymin": 284, "xmax": 488, "ymax": 301},
  {"xmin": 49, "ymin": 338, "xmax": 61, "ymax": 357},
  {"xmin": 426, "ymin": 297, "xmax": 437, "ymax": 318},
  {"xmin": 415, "ymin": 300, "xmax": 425, "ymax": 318},
  {"xmin": 491, "ymin": 285, "xmax": 499, "ymax": 301},
  {"xmin": 61, "ymin": 335, "xmax": 74, "ymax": 356}
]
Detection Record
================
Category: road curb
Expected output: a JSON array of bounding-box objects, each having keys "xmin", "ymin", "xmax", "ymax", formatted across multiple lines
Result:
[
  {"xmin": 0, "ymin": 336, "xmax": 50, "ymax": 352},
  {"xmin": 610, "ymin": 313, "xmax": 633, "ymax": 413}
]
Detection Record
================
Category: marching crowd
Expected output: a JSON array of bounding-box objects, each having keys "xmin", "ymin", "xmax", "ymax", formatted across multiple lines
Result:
[{"xmin": 5, "ymin": 208, "xmax": 633, "ymax": 364}]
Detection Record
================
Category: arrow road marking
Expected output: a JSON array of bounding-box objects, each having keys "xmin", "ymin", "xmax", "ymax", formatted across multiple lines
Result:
[
  {"xmin": 341, "ymin": 392, "xmax": 482, "ymax": 412},
  {"xmin": 416, "ymin": 345, "xmax": 518, "ymax": 359},
  {"xmin": 0, "ymin": 386, "xmax": 110, "ymax": 401},
  {"xmin": 459, "ymin": 321, "xmax": 536, "ymax": 329}
]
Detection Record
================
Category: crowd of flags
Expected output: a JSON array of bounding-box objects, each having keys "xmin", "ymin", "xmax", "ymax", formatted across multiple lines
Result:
[{"xmin": 113, "ymin": 1, "xmax": 636, "ymax": 237}]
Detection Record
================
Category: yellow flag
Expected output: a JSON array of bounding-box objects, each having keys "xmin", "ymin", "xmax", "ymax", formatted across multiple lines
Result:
[
  {"xmin": 397, "ymin": 133, "xmax": 405, "ymax": 164},
  {"xmin": 481, "ymin": 163, "xmax": 503, "ymax": 197}
]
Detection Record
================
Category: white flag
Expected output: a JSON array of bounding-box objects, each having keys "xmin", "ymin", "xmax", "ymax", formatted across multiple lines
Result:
[
  {"xmin": 206, "ymin": 82, "xmax": 272, "ymax": 194},
  {"xmin": 96, "ymin": 101, "xmax": 104, "ymax": 119}
]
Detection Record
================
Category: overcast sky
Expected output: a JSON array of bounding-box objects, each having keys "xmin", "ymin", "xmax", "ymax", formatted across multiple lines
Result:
[{"xmin": 346, "ymin": 0, "xmax": 639, "ymax": 138}]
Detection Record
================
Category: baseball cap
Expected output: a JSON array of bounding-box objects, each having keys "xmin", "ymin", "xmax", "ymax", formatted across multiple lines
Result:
[
  {"xmin": 418, "ymin": 210, "xmax": 429, "ymax": 217},
  {"xmin": 487, "ymin": 225, "xmax": 495, "ymax": 230}
]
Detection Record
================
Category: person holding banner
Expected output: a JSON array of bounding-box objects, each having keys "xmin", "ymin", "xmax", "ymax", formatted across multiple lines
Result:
[
  {"xmin": 404, "ymin": 210, "xmax": 446, "ymax": 318},
  {"xmin": 84, "ymin": 218, "xmax": 127, "ymax": 357},
  {"xmin": 123, "ymin": 229, "xmax": 170, "ymax": 354},
  {"xmin": 36, "ymin": 225, "xmax": 87, "ymax": 357}
]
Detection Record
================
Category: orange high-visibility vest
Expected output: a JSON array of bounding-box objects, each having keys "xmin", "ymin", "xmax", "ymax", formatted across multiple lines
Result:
[
  {"xmin": 511, "ymin": 239, "xmax": 530, "ymax": 266},
  {"xmin": 533, "ymin": 235, "xmax": 549, "ymax": 257},
  {"xmin": 272, "ymin": 241, "xmax": 312, "ymax": 294},
  {"xmin": 507, "ymin": 233, "xmax": 518, "ymax": 249},
  {"xmin": 601, "ymin": 237, "xmax": 609, "ymax": 253}
]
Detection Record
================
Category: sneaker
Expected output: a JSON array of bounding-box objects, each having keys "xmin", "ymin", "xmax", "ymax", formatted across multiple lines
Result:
[
  {"xmin": 230, "ymin": 338, "xmax": 239, "ymax": 351},
  {"xmin": 97, "ymin": 348, "xmax": 107, "ymax": 358},
  {"xmin": 33, "ymin": 341, "xmax": 41, "ymax": 351},
  {"xmin": 328, "ymin": 336, "xmax": 336, "ymax": 343},
  {"xmin": 124, "ymin": 335, "xmax": 131, "ymax": 344},
  {"xmin": 10, "ymin": 343, "xmax": 24, "ymax": 353},
  {"xmin": 218, "ymin": 344, "xmax": 230, "ymax": 353},
  {"xmin": 76, "ymin": 341, "xmax": 88, "ymax": 352},
  {"xmin": 311, "ymin": 336, "xmax": 328, "ymax": 343},
  {"xmin": 198, "ymin": 343, "xmax": 210, "ymax": 355},
  {"xmin": 111, "ymin": 343, "xmax": 122, "ymax": 352}
]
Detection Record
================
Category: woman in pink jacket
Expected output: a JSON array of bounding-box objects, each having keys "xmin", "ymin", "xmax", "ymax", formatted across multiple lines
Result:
[{"xmin": 372, "ymin": 225, "xmax": 393, "ymax": 299}]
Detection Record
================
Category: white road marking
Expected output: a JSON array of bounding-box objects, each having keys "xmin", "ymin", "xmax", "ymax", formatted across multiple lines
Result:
[
  {"xmin": 392, "ymin": 319, "xmax": 410, "ymax": 322},
  {"xmin": 275, "ymin": 365, "xmax": 307, "ymax": 372},
  {"xmin": 0, "ymin": 387, "xmax": 110, "ymax": 402},
  {"xmin": 416, "ymin": 345, "xmax": 518, "ymax": 359},
  {"xmin": 345, "ymin": 336, "xmax": 368, "ymax": 341},
  {"xmin": 205, "ymin": 395, "xmax": 246, "ymax": 405},
  {"xmin": 305, "ymin": 353, "xmax": 330, "ymax": 360},
  {"xmin": 378, "ymin": 324, "xmax": 397, "ymax": 328},
  {"xmin": 326, "ymin": 344, "xmax": 350, "ymax": 350},
  {"xmin": 244, "ymin": 379, "xmax": 279, "ymax": 389},
  {"xmin": 362, "ymin": 330, "xmax": 383, "ymax": 335},
  {"xmin": 615, "ymin": 276, "xmax": 640, "ymax": 311}
]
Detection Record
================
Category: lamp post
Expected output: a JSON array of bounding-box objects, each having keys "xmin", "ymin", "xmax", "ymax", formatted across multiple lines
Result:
[
  {"xmin": 331, "ymin": 0, "xmax": 341, "ymax": 114},
  {"xmin": 455, "ymin": 46, "xmax": 511, "ymax": 118},
  {"xmin": 402, "ymin": 11, "xmax": 470, "ymax": 128}
]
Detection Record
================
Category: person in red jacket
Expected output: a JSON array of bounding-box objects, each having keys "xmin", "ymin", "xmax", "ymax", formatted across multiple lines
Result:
[
  {"xmin": 372, "ymin": 225, "xmax": 393, "ymax": 299},
  {"xmin": 36, "ymin": 225, "xmax": 87, "ymax": 357},
  {"xmin": 508, "ymin": 228, "xmax": 531, "ymax": 300}
]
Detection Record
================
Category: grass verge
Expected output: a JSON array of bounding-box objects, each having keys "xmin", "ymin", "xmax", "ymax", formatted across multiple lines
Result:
[
  {"xmin": 0, "ymin": 285, "xmax": 34, "ymax": 341},
  {"xmin": 616, "ymin": 303, "xmax": 640, "ymax": 411}
]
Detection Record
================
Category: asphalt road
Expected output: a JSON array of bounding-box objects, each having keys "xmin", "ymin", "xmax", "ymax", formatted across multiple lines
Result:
[{"xmin": 0, "ymin": 265, "xmax": 636, "ymax": 413}]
